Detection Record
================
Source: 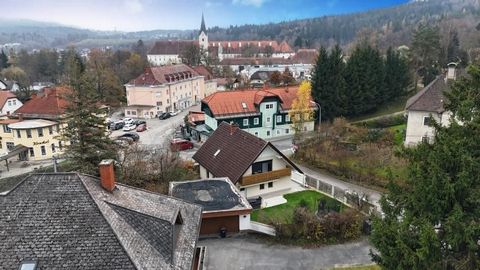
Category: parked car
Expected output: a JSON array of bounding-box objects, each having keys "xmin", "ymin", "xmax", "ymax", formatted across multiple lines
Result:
[
  {"xmin": 136, "ymin": 120, "xmax": 146, "ymax": 127},
  {"xmin": 117, "ymin": 132, "xmax": 139, "ymax": 142},
  {"xmin": 114, "ymin": 137, "xmax": 134, "ymax": 146},
  {"xmin": 123, "ymin": 118, "xmax": 134, "ymax": 125},
  {"xmin": 170, "ymin": 138, "xmax": 193, "ymax": 151},
  {"xmin": 110, "ymin": 121, "xmax": 124, "ymax": 130},
  {"xmin": 170, "ymin": 110, "xmax": 181, "ymax": 116},
  {"xmin": 123, "ymin": 123, "xmax": 136, "ymax": 131},
  {"xmin": 158, "ymin": 112, "xmax": 172, "ymax": 120},
  {"xmin": 136, "ymin": 123, "xmax": 147, "ymax": 132}
]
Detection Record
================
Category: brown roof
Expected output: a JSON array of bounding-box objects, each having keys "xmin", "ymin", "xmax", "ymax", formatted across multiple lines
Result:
[
  {"xmin": 187, "ymin": 111, "xmax": 205, "ymax": 126},
  {"xmin": 192, "ymin": 65, "xmax": 213, "ymax": 80},
  {"xmin": 128, "ymin": 65, "xmax": 199, "ymax": 86},
  {"xmin": 406, "ymin": 75, "xmax": 448, "ymax": 113},
  {"xmin": 202, "ymin": 86, "xmax": 314, "ymax": 117},
  {"xmin": 149, "ymin": 40, "xmax": 198, "ymax": 55},
  {"xmin": 291, "ymin": 49, "xmax": 318, "ymax": 64},
  {"xmin": 15, "ymin": 87, "xmax": 70, "ymax": 117},
  {"xmin": 209, "ymin": 40, "xmax": 293, "ymax": 53},
  {"xmin": 0, "ymin": 118, "xmax": 20, "ymax": 124},
  {"xmin": 218, "ymin": 54, "xmax": 315, "ymax": 66},
  {"xmin": 192, "ymin": 122, "xmax": 302, "ymax": 184},
  {"xmin": 0, "ymin": 91, "xmax": 18, "ymax": 109}
]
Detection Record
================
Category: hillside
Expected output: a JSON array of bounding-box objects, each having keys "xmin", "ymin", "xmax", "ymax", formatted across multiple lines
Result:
[{"xmin": 1, "ymin": 0, "xmax": 479, "ymax": 52}]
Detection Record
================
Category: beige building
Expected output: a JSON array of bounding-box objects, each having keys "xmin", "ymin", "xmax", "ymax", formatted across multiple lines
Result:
[{"xmin": 124, "ymin": 64, "xmax": 210, "ymax": 118}]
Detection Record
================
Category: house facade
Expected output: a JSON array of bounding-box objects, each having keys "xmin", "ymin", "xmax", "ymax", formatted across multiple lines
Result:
[
  {"xmin": 193, "ymin": 123, "xmax": 305, "ymax": 208},
  {"xmin": 405, "ymin": 63, "xmax": 459, "ymax": 145},
  {"xmin": 0, "ymin": 91, "xmax": 22, "ymax": 115},
  {"xmin": 124, "ymin": 64, "xmax": 209, "ymax": 118},
  {"xmin": 201, "ymin": 87, "xmax": 316, "ymax": 140}
]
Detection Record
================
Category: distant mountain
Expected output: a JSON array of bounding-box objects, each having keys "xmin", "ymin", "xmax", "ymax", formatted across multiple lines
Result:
[{"xmin": 1, "ymin": 0, "xmax": 479, "ymax": 52}]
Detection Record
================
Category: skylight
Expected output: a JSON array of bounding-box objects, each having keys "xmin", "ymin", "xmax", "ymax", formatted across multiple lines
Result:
[
  {"xmin": 19, "ymin": 261, "xmax": 37, "ymax": 270},
  {"xmin": 241, "ymin": 102, "xmax": 247, "ymax": 109},
  {"xmin": 214, "ymin": 149, "xmax": 221, "ymax": 157}
]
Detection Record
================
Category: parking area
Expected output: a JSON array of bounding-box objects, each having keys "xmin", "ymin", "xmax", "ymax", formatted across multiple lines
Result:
[{"xmin": 199, "ymin": 235, "xmax": 373, "ymax": 270}]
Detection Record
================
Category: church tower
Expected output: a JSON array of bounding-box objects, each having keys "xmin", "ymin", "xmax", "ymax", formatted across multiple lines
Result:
[{"xmin": 198, "ymin": 13, "xmax": 208, "ymax": 52}]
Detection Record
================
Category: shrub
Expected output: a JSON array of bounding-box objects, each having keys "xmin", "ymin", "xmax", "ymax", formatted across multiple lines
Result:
[{"xmin": 358, "ymin": 114, "xmax": 406, "ymax": 129}]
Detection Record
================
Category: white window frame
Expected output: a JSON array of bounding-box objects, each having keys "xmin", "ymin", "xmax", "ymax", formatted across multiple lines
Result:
[
  {"xmin": 276, "ymin": 115, "xmax": 282, "ymax": 123},
  {"xmin": 266, "ymin": 117, "xmax": 271, "ymax": 123},
  {"xmin": 254, "ymin": 118, "xmax": 259, "ymax": 125},
  {"xmin": 286, "ymin": 115, "xmax": 291, "ymax": 122},
  {"xmin": 423, "ymin": 116, "xmax": 433, "ymax": 126},
  {"xmin": 243, "ymin": 119, "xmax": 249, "ymax": 126},
  {"xmin": 266, "ymin": 130, "xmax": 271, "ymax": 137}
]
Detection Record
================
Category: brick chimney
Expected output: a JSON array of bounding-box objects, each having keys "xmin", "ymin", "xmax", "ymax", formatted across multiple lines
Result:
[{"xmin": 99, "ymin": 159, "xmax": 116, "ymax": 192}]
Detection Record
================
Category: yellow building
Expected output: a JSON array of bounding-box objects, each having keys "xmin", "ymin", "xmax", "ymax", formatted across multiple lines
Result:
[{"xmin": 8, "ymin": 119, "xmax": 63, "ymax": 161}]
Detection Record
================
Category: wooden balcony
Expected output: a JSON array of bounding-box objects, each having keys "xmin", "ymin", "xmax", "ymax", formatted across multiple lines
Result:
[{"xmin": 240, "ymin": 167, "xmax": 291, "ymax": 186}]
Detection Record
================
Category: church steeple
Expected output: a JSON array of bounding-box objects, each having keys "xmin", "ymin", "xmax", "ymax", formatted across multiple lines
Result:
[{"xmin": 199, "ymin": 13, "xmax": 207, "ymax": 34}]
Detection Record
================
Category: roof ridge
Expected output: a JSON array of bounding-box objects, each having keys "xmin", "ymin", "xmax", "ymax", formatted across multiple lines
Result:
[{"xmin": 406, "ymin": 75, "xmax": 443, "ymax": 110}]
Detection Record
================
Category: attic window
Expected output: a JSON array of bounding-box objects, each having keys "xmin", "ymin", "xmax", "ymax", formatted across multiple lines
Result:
[
  {"xmin": 214, "ymin": 149, "xmax": 221, "ymax": 157},
  {"xmin": 19, "ymin": 261, "xmax": 37, "ymax": 270},
  {"xmin": 241, "ymin": 102, "xmax": 247, "ymax": 109}
]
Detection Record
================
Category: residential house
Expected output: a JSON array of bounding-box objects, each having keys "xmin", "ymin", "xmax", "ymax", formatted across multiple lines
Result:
[
  {"xmin": 30, "ymin": 81, "xmax": 55, "ymax": 91},
  {"xmin": 0, "ymin": 87, "xmax": 70, "ymax": 160},
  {"xmin": 0, "ymin": 91, "xmax": 22, "ymax": 115},
  {"xmin": 192, "ymin": 122, "xmax": 306, "ymax": 207},
  {"xmin": 201, "ymin": 86, "xmax": 316, "ymax": 140},
  {"xmin": 170, "ymin": 178, "xmax": 252, "ymax": 236},
  {"xmin": 405, "ymin": 63, "xmax": 461, "ymax": 145},
  {"xmin": 0, "ymin": 79, "xmax": 20, "ymax": 92},
  {"xmin": 125, "ymin": 64, "xmax": 209, "ymax": 118},
  {"xmin": 0, "ymin": 160, "xmax": 202, "ymax": 270}
]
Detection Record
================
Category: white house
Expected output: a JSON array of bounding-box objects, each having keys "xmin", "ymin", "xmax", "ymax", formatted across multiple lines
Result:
[
  {"xmin": 405, "ymin": 63, "xmax": 460, "ymax": 145},
  {"xmin": 0, "ymin": 79, "xmax": 20, "ymax": 92},
  {"xmin": 192, "ymin": 122, "xmax": 306, "ymax": 208},
  {"xmin": 0, "ymin": 91, "xmax": 22, "ymax": 116}
]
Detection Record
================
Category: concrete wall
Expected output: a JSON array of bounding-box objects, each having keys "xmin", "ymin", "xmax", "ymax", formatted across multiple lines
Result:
[{"xmin": 239, "ymin": 214, "xmax": 251, "ymax": 231}]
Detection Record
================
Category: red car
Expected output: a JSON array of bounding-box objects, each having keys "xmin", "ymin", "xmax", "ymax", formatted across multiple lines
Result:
[
  {"xmin": 136, "ymin": 123, "xmax": 147, "ymax": 132},
  {"xmin": 170, "ymin": 139, "xmax": 193, "ymax": 151}
]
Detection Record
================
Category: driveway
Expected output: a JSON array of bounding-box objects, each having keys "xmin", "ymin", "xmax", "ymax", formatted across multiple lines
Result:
[
  {"xmin": 199, "ymin": 235, "xmax": 374, "ymax": 270},
  {"xmin": 109, "ymin": 105, "xmax": 200, "ymax": 147}
]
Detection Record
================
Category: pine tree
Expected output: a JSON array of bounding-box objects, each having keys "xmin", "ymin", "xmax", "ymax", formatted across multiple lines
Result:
[
  {"xmin": 384, "ymin": 47, "xmax": 410, "ymax": 101},
  {"xmin": 0, "ymin": 50, "xmax": 9, "ymax": 71},
  {"xmin": 61, "ymin": 51, "xmax": 116, "ymax": 174},
  {"xmin": 371, "ymin": 65, "xmax": 480, "ymax": 269},
  {"xmin": 311, "ymin": 47, "xmax": 330, "ymax": 119},
  {"xmin": 411, "ymin": 25, "xmax": 441, "ymax": 87}
]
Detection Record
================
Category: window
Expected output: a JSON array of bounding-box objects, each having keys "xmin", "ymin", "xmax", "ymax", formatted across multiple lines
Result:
[
  {"xmin": 29, "ymin": 148, "xmax": 34, "ymax": 157},
  {"xmin": 254, "ymin": 132, "xmax": 259, "ymax": 136},
  {"xmin": 243, "ymin": 119, "xmax": 249, "ymax": 126},
  {"xmin": 254, "ymin": 118, "xmax": 259, "ymax": 125},
  {"xmin": 56, "ymin": 124, "xmax": 60, "ymax": 132},
  {"xmin": 12, "ymin": 100, "xmax": 16, "ymax": 105},
  {"xmin": 126, "ymin": 111, "xmax": 131, "ymax": 115},
  {"xmin": 265, "ymin": 103, "xmax": 274, "ymax": 109},
  {"xmin": 266, "ymin": 117, "xmax": 271, "ymax": 123},
  {"xmin": 37, "ymin": 128, "xmax": 43, "ymax": 137},
  {"xmin": 157, "ymin": 101, "xmax": 162, "ymax": 106},
  {"xmin": 48, "ymin": 126, "xmax": 53, "ymax": 135},
  {"xmin": 3, "ymin": 125, "xmax": 11, "ymax": 133},
  {"xmin": 26, "ymin": 129, "xmax": 32, "ymax": 138},
  {"xmin": 252, "ymin": 160, "xmax": 272, "ymax": 174},
  {"xmin": 276, "ymin": 129, "xmax": 281, "ymax": 135},
  {"xmin": 131, "ymin": 111, "xmax": 137, "ymax": 115},
  {"xmin": 240, "ymin": 188, "xmax": 245, "ymax": 191},
  {"xmin": 7, "ymin": 100, "xmax": 11, "ymax": 106},
  {"xmin": 241, "ymin": 102, "xmax": 247, "ymax": 109},
  {"xmin": 16, "ymin": 130, "xmax": 21, "ymax": 138},
  {"xmin": 167, "ymin": 99, "xmax": 170, "ymax": 104},
  {"xmin": 268, "ymin": 182, "xmax": 273, "ymax": 188},
  {"xmin": 41, "ymin": 146, "xmax": 46, "ymax": 155},
  {"xmin": 6, "ymin": 142, "xmax": 14, "ymax": 151},
  {"xmin": 423, "ymin": 116, "xmax": 433, "ymax": 126},
  {"xmin": 267, "ymin": 130, "xmax": 271, "ymax": 136},
  {"xmin": 51, "ymin": 143, "xmax": 56, "ymax": 153},
  {"xmin": 276, "ymin": 115, "xmax": 282, "ymax": 123},
  {"xmin": 58, "ymin": 141, "xmax": 62, "ymax": 150},
  {"xmin": 259, "ymin": 184, "xmax": 265, "ymax": 190},
  {"xmin": 285, "ymin": 128, "xmax": 290, "ymax": 134},
  {"xmin": 422, "ymin": 135, "xmax": 430, "ymax": 143},
  {"xmin": 19, "ymin": 261, "xmax": 37, "ymax": 270}
]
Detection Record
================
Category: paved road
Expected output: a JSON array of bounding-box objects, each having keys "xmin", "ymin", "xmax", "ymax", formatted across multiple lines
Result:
[{"xmin": 200, "ymin": 235, "xmax": 374, "ymax": 270}]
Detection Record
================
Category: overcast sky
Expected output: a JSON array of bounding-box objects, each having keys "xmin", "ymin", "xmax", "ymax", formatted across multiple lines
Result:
[{"xmin": 2, "ymin": 0, "xmax": 409, "ymax": 31}]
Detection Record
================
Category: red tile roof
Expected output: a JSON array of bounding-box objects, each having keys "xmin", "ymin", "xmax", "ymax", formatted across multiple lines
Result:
[
  {"xmin": 128, "ymin": 64, "xmax": 200, "ymax": 86},
  {"xmin": 202, "ymin": 86, "xmax": 315, "ymax": 117},
  {"xmin": 187, "ymin": 111, "xmax": 205, "ymax": 126},
  {"xmin": 0, "ymin": 91, "xmax": 18, "ymax": 109},
  {"xmin": 15, "ymin": 87, "xmax": 70, "ymax": 117},
  {"xmin": 209, "ymin": 40, "xmax": 293, "ymax": 53}
]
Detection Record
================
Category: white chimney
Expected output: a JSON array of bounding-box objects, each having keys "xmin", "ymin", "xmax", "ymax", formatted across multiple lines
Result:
[{"xmin": 447, "ymin": 62, "xmax": 457, "ymax": 80}]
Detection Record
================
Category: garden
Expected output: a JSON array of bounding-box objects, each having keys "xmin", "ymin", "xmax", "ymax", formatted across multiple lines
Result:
[{"xmin": 252, "ymin": 190, "xmax": 366, "ymax": 246}]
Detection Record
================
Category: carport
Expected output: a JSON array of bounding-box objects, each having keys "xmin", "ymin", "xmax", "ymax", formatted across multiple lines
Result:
[{"xmin": 0, "ymin": 145, "xmax": 29, "ymax": 171}]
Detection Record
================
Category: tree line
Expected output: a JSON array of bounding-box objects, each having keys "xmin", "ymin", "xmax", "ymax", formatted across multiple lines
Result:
[{"xmin": 311, "ymin": 44, "xmax": 410, "ymax": 121}]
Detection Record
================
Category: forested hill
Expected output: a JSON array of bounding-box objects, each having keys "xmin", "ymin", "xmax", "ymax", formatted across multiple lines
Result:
[{"xmin": 207, "ymin": 0, "xmax": 480, "ymax": 52}]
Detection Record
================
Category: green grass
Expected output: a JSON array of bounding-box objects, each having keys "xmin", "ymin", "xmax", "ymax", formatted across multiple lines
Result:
[
  {"xmin": 251, "ymin": 190, "xmax": 344, "ymax": 224},
  {"xmin": 331, "ymin": 265, "xmax": 380, "ymax": 270},
  {"xmin": 388, "ymin": 124, "xmax": 406, "ymax": 146},
  {"xmin": 349, "ymin": 96, "xmax": 409, "ymax": 122}
]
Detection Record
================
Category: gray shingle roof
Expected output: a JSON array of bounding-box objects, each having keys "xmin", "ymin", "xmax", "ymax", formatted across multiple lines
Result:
[
  {"xmin": 0, "ymin": 173, "xmax": 203, "ymax": 270},
  {"xmin": 406, "ymin": 75, "xmax": 448, "ymax": 113}
]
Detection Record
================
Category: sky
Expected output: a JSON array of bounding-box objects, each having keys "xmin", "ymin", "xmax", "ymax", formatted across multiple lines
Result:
[{"xmin": 2, "ymin": 0, "xmax": 410, "ymax": 32}]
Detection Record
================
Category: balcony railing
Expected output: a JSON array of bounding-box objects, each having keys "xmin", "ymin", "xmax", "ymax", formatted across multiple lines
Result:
[{"xmin": 240, "ymin": 167, "xmax": 291, "ymax": 186}]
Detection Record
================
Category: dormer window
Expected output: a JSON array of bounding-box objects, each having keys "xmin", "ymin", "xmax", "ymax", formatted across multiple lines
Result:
[
  {"xmin": 241, "ymin": 102, "xmax": 247, "ymax": 109},
  {"xmin": 19, "ymin": 261, "xmax": 37, "ymax": 270}
]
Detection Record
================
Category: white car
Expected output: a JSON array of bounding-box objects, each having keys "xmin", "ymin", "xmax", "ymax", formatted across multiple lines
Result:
[
  {"xmin": 170, "ymin": 110, "xmax": 181, "ymax": 116},
  {"xmin": 123, "ymin": 118, "xmax": 134, "ymax": 125},
  {"xmin": 123, "ymin": 123, "xmax": 136, "ymax": 131}
]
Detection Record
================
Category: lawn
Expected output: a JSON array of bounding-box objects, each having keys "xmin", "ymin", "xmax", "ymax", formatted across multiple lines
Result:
[
  {"xmin": 388, "ymin": 124, "xmax": 406, "ymax": 146},
  {"xmin": 331, "ymin": 265, "xmax": 380, "ymax": 270},
  {"xmin": 349, "ymin": 95, "xmax": 409, "ymax": 122},
  {"xmin": 251, "ymin": 190, "xmax": 344, "ymax": 224}
]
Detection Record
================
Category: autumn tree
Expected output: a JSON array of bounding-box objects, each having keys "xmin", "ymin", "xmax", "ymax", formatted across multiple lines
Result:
[
  {"xmin": 289, "ymin": 81, "xmax": 314, "ymax": 138},
  {"xmin": 180, "ymin": 44, "xmax": 204, "ymax": 66},
  {"xmin": 370, "ymin": 65, "xmax": 480, "ymax": 269},
  {"xmin": 61, "ymin": 50, "xmax": 116, "ymax": 174},
  {"xmin": 269, "ymin": 71, "xmax": 282, "ymax": 86},
  {"xmin": 282, "ymin": 67, "xmax": 295, "ymax": 85}
]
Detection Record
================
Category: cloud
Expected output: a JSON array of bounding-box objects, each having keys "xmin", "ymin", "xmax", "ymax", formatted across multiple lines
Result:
[
  {"xmin": 232, "ymin": 0, "xmax": 268, "ymax": 8},
  {"xmin": 124, "ymin": 0, "xmax": 143, "ymax": 13}
]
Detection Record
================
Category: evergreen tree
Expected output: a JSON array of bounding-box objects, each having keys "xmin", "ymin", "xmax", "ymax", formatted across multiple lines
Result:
[
  {"xmin": 0, "ymin": 50, "xmax": 9, "ymax": 71},
  {"xmin": 411, "ymin": 25, "xmax": 441, "ymax": 87},
  {"xmin": 384, "ymin": 47, "xmax": 410, "ymax": 101},
  {"xmin": 344, "ymin": 44, "xmax": 384, "ymax": 115},
  {"xmin": 61, "ymin": 51, "xmax": 116, "ymax": 174},
  {"xmin": 371, "ymin": 65, "xmax": 480, "ymax": 269}
]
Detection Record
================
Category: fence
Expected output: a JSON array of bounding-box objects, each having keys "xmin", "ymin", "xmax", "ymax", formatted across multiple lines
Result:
[{"xmin": 304, "ymin": 175, "xmax": 379, "ymax": 215}]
